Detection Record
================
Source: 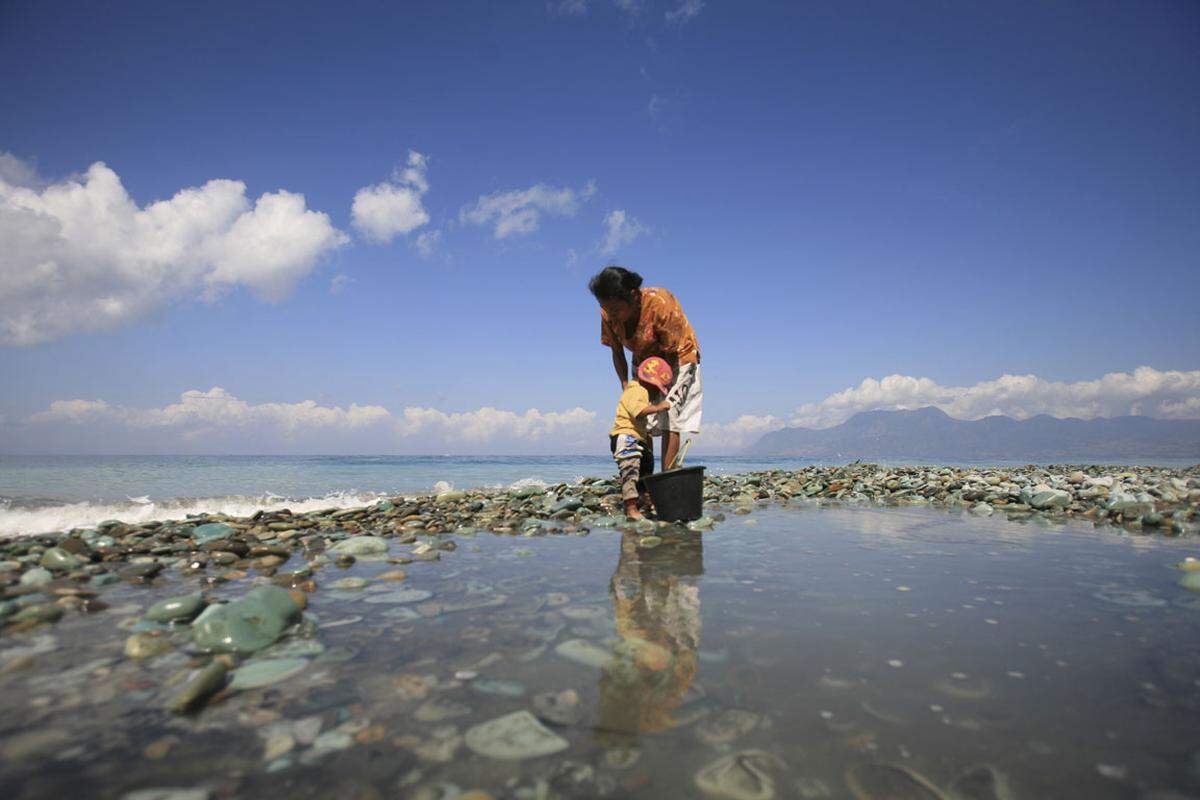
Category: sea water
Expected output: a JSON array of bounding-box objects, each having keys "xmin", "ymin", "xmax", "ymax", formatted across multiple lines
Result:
[
  {"xmin": 0, "ymin": 455, "xmax": 823, "ymax": 537},
  {"xmin": 1, "ymin": 504, "xmax": 1198, "ymax": 799}
]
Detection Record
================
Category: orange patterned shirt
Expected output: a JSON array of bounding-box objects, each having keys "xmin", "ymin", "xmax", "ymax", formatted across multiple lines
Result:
[{"xmin": 600, "ymin": 287, "xmax": 700, "ymax": 366}]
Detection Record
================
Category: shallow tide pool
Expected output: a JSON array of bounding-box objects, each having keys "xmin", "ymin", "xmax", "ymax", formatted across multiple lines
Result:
[{"xmin": 2, "ymin": 505, "xmax": 1199, "ymax": 799}]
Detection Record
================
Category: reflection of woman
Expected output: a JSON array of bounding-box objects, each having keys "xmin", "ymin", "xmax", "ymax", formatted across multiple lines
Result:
[
  {"xmin": 597, "ymin": 531, "xmax": 704, "ymax": 738},
  {"xmin": 589, "ymin": 266, "xmax": 702, "ymax": 471}
]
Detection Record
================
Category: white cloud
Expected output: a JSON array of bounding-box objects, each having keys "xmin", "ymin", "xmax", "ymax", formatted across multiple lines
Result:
[
  {"xmin": 600, "ymin": 208, "xmax": 649, "ymax": 254},
  {"xmin": 666, "ymin": 0, "xmax": 704, "ymax": 23},
  {"xmin": 0, "ymin": 154, "xmax": 347, "ymax": 346},
  {"xmin": 614, "ymin": 0, "xmax": 642, "ymax": 14},
  {"xmin": 27, "ymin": 388, "xmax": 601, "ymax": 451},
  {"xmin": 394, "ymin": 406, "xmax": 598, "ymax": 443},
  {"xmin": 694, "ymin": 415, "xmax": 785, "ymax": 451},
  {"xmin": 351, "ymin": 150, "xmax": 431, "ymax": 244},
  {"xmin": 460, "ymin": 180, "xmax": 595, "ymax": 239},
  {"xmin": 31, "ymin": 387, "xmax": 389, "ymax": 432},
  {"xmin": 789, "ymin": 367, "xmax": 1200, "ymax": 429},
  {"xmin": 415, "ymin": 229, "xmax": 442, "ymax": 258}
]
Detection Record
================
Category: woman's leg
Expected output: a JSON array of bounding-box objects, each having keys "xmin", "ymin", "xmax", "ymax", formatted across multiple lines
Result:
[{"xmin": 661, "ymin": 431, "xmax": 681, "ymax": 471}]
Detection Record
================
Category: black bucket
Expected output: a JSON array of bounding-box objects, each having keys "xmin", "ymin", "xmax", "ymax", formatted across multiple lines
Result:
[{"xmin": 642, "ymin": 465, "xmax": 706, "ymax": 522}]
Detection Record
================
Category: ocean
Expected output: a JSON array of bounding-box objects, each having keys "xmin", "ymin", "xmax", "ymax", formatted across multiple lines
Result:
[{"xmin": 0, "ymin": 454, "xmax": 822, "ymax": 537}]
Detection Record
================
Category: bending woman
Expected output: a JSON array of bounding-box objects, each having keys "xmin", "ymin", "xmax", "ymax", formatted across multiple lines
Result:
[{"xmin": 589, "ymin": 265, "xmax": 702, "ymax": 471}]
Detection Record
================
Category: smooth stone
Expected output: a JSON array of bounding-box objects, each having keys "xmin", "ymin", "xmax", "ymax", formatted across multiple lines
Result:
[
  {"xmin": 191, "ymin": 586, "xmax": 301, "ymax": 654},
  {"xmin": 970, "ymin": 503, "xmax": 994, "ymax": 516},
  {"xmin": 532, "ymin": 689, "xmax": 583, "ymax": 726},
  {"xmin": 947, "ymin": 764, "xmax": 1015, "ymax": 800},
  {"xmin": 436, "ymin": 490, "xmax": 466, "ymax": 503},
  {"xmin": 362, "ymin": 589, "xmax": 433, "ymax": 604},
  {"xmin": 845, "ymin": 763, "xmax": 946, "ymax": 800},
  {"xmin": 229, "ymin": 658, "xmax": 309, "ymax": 689},
  {"xmin": 637, "ymin": 536, "xmax": 663, "ymax": 549},
  {"xmin": 191, "ymin": 523, "xmax": 235, "ymax": 544},
  {"xmin": 255, "ymin": 639, "xmax": 326, "ymax": 659},
  {"xmin": 169, "ymin": 661, "xmax": 228, "ymax": 713},
  {"xmin": 1022, "ymin": 487, "xmax": 1071, "ymax": 510},
  {"xmin": 19, "ymin": 567, "xmax": 53, "ymax": 587},
  {"xmin": 463, "ymin": 711, "xmax": 568, "ymax": 760},
  {"xmin": 472, "ymin": 678, "xmax": 526, "ymax": 698},
  {"xmin": 40, "ymin": 547, "xmax": 82, "ymax": 570},
  {"xmin": 328, "ymin": 577, "xmax": 369, "ymax": 590},
  {"xmin": 1179, "ymin": 572, "xmax": 1200, "ymax": 593},
  {"xmin": 11, "ymin": 604, "xmax": 63, "ymax": 624},
  {"xmin": 695, "ymin": 750, "xmax": 787, "ymax": 800},
  {"xmin": 146, "ymin": 594, "xmax": 205, "ymax": 623},
  {"xmin": 329, "ymin": 536, "xmax": 388, "ymax": 556},
  {"xmin": 124, "ymin": 633, "xmax": 173, "ymax": 660},
  {"xmin": 696, "ymin": 709, "xmax": 762, "ymax": 745},
  {"xmin": 555, "ymin": 638, "xmax": 612, "ymax": 669},
  {"xmin": 552, "ymin": 497, "xmax": 583, "ymax": 513}
]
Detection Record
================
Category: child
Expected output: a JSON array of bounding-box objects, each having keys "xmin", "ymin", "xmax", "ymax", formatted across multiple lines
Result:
[{"xmin": 610, "ymin": 356, "xmax": 674, "ymax": 520}]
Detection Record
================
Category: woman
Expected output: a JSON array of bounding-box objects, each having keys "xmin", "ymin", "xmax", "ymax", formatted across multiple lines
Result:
[{"xmin": 589, "ymin": 265, "xmax": 702, "ymax": 471}]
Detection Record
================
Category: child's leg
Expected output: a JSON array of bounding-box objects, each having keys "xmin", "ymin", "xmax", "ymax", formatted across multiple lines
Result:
[{"xmin": 616, "ymin": 456, "xmax": 643, "ymax": 519}]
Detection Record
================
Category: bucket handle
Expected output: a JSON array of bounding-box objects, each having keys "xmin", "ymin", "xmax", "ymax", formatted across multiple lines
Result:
[{"xmin": 668, "ymin": 437, "xmax": 693, "ymax": 470}]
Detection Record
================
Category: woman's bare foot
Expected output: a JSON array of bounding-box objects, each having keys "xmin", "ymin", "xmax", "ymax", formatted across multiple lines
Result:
[{"xmin": 623, "ymin": 500, "xmax": 644, "ymax": 520}]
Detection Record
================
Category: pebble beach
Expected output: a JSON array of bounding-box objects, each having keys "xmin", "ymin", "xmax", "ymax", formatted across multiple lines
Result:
[{"xmin": 2, "ymin": 463, "xmax": 1199, "ymax": 799}]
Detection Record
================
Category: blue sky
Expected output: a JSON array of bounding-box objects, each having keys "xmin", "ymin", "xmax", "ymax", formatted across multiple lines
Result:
[{"xmin": 1, "ymin": 0, "xmax": 1198, "ymax": 454}]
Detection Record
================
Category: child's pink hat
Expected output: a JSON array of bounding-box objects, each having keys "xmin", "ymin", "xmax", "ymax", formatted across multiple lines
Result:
[{"xmin": 637, "ymin": 357, "xmax": 673, "ymax": 394}]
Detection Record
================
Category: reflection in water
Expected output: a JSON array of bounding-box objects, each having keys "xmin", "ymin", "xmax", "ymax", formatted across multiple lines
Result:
[{"xmin": 597, "ymin": 531, "xmax": 704, "ymax": 740}]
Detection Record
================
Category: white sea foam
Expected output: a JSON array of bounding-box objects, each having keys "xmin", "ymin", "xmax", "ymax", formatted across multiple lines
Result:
[
  {"xmin": 507, "ymin": 477, "xmax": 551, "ymax": 491},
  {"xmin": 0, "ymin": 491, "xmax": 390, "ymax": 539}
]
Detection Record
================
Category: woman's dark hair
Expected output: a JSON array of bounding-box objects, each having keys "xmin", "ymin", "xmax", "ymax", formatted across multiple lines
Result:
[{"xmin": 588, "ymin": 265, "xmax": 643, "ymax": 302}]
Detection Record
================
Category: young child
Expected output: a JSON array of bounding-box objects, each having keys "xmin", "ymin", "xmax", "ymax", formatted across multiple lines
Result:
[{"xmin": 610, "ymin": 356, "xmax": 674, "ymax": 520}]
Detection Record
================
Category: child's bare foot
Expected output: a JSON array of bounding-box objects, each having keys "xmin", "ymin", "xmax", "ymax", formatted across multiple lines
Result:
[{"xmin": 623, "ymin": 500, "xmax": 644, "ymax": 520}]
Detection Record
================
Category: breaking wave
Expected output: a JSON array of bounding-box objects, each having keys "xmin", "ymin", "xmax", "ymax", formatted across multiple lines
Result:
[{"xmin": 0, "ymin": 491, "xmax": 391, "ymax": 539}]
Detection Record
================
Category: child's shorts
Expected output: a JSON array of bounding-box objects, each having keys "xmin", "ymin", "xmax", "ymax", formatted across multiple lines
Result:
[{"xmin": 610, "ymin": 434, "xmax": 653, "ymax": 502}]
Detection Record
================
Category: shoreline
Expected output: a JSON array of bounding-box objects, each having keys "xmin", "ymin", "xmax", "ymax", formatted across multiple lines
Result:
[{"xmin": 1, "ymin": 464, "xmax": 1196, "ymax": 620}]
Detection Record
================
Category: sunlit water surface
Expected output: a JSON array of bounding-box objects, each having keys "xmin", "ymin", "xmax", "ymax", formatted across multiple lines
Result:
[{"xmin": 2, "ymin": 505, "xmax": 1198, "ymax": 799}]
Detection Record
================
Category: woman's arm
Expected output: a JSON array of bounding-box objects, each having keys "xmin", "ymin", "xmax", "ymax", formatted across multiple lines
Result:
[{"xmin": 611, "ymin": 345, "xmax": 629, "ymax": 388}]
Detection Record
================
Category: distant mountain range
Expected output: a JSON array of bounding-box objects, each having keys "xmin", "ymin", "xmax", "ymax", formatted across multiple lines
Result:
[{"xmin": 749, "ymin": 407, "xmax": 1200, "ymax": 460}]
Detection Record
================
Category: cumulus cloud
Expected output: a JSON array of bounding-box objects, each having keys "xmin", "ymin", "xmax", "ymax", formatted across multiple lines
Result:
[
  {"xmin": 31, "ymin": 387, "xmax": 389, "ymax": 432},
  {"xmin": 460, "ymin": 180, "xmax": 595, "ymax": 239},
  {"xmin": 695, "ymin": 415, "xmax": 786, "ymax": 451},
  {"xmin": 394, "ymin": 406, "xmax": 598, "ymax": 443},
  {"xmin": 350, "ymin": 151, "xmax": 431, "ymax": 244},
  {"xmin": 789, "ymin": 366, "xmax": 1200, "ymax": 429},
  {"xmin": 27, "ymin": 388, "xmax": 601, "ymax": 451},
  {"xmin": 0, "ymin": 154, "xmax": 347, "ymax": 346},
  {"xmin": 666, "ymin": 0, "xmax": 704, "ymax": 23},
  {"xmin": 600, "ymin": 208, "xmax": 649, "ymax": 254}
]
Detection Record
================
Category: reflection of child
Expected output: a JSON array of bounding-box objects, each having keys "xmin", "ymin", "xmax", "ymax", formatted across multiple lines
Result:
[{"xmin": 609, "ymin": 357, "xmax": 673, "ymax": 520}]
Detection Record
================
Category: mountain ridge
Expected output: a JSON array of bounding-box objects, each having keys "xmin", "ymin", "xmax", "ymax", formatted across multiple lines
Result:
[{"xmin": 749, "ymin": 407, "xmax": 1200, "ymax": 459}]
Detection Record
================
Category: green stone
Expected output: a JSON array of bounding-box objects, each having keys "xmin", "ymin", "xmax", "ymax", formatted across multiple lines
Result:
[
  {"xmin": 191, "ymin": 586, "xmax": 301, "ymax": 654},
  {"xmin": 1179, "ymin": 572, "xmax": 1200, "ymax": 594},
  {"xmin": 229, "ymin": 658, "xmax": 308, "ymax": 689},
  {"xmin": 146, "ymin": 593, "xmax": 206, "ymax": 623},
  {"xmin": 40, "ymin": 547, "xmax": 81, "ymax": 571},
  {"xmin": 191, "ymin": 522, "xmax": 235, "ymax": 544},
  {"xmin": 328, "ymin": 536, "xmax": 388, "ymax": 556},
  {"xmin": 19, "ymin": 567, "xmax": 53, "ymax": 586}
]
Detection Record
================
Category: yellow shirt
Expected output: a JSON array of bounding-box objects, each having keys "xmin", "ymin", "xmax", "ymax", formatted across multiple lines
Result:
[{"xmin": 610, "ymin": 381, "xmax": 651, "ymax": 441}]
